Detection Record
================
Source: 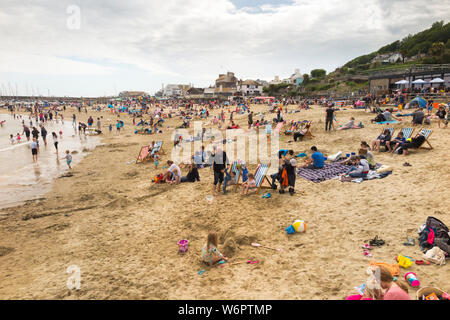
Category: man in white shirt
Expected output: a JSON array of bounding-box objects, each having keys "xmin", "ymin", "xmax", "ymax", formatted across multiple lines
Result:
[{"xmin": 166, "ymin": 160, "xmax": 181, "ymax": 184}]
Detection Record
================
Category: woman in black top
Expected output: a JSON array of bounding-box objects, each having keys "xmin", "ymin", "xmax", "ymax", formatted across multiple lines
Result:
[{"xmin": 181, "ymin": 164, "xmax": 200, "ymax": 183}]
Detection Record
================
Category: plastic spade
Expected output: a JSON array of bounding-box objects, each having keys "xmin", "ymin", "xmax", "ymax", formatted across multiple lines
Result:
[{"xmin": 251, "ymin": 243, "xmax": 283, "ymax": 252}]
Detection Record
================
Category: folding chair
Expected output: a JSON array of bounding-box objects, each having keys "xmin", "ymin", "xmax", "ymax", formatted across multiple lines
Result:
[
  {"xmin": 401, "ymin": 127, "xmax": 415, "ymax": 140},
  {"xmin": 136, "ymin": 146, "xmax": 150, "ymax": 164},
  {"xmin": 416, "ymin": 128, "xmax": 433, "ymax": 149},
  {"xmin": 253, "ymin": 164, "xmax": 272, "ymax": 194}
]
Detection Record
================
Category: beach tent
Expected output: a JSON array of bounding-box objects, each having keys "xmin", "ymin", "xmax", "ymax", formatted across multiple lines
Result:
[
  {"xmin": 430, "ymin": 78, "xmax": 445, "ymax": 83},
  {"xmin": 409, "ymin": 97, "xmax": 427, "ymax": 108}
]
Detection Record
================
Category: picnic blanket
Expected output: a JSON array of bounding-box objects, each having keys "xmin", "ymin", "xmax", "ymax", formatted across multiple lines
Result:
[{"xmin": 297, "ymin": 163, "xmax": 349, "ymax": 183}]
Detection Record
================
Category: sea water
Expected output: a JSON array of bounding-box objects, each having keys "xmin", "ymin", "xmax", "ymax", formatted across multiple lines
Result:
[{"xmin": 0, "ymin": 113, "xmax": 101, "ymax": 210}]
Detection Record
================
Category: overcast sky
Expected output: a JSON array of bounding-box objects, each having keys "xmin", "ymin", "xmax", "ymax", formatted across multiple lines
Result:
[{"xmin": 0, "ymin": 0, "xmax": 448, "ymax": 97}]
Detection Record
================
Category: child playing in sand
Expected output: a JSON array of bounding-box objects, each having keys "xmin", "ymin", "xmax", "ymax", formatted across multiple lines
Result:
[
  {"xmin": 63, "ymin": 150, "xmax": 72, "ymax": 169},
  {"xmin": 59, "ymin": 130, "xmax": 63, "ymax": 139},
  {"xmin": 241, "ymin": 173, "xmax": 257, "ymax": 195},
  {"xmin": 201, "ymin": 232, "xmax": 227, "ymax": 266},
  {"xmin": 9, "ymin": 134, "xmax": 15, "ymax": 144},
  {"xmin": 16, "ymin": 133, "xmax": 21, "ymax": 143}
]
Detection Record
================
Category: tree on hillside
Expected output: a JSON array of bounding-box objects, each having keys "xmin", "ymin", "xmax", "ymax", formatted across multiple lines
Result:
[
  {"xmin": 429, "ymin": 42, "xmax": 445, "ymax": 56},
  {"xmin": 310, "ymin": 69, "xmax": 326, "ymax": 78},
  {"xmin": 302, "ymin": 74, "xmax": 310, "ymax": 85}
]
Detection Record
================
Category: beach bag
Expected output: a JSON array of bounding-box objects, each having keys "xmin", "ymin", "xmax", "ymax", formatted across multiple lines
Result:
[{"xmin": 423, "ymin": 246, "xmax": 446, "ymax": 265}]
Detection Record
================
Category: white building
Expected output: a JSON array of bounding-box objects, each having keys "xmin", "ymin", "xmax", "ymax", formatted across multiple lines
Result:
[
  {"xmin": 270, "ymin": 76, "xmax": 283, "ymax": 85},
  {"xmin": 289, "ymin": 69, "xmax": 304, "ymax": 86},
  {"xmin": 162, "ymin": 84, "xmax": 190, "ymax": 97},
  {"xmin": 237, "ymin": 80, "xmax": 264, "ymax": 96}
]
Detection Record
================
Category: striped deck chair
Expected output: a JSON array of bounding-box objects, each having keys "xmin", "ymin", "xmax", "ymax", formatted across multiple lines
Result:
[
  {"xmin": 416, "ymin": 128, "xmax": 433, "ymax": 149},
  {"xmin": 303, "ymin": 121, "xmax": 314, "ymax": 139},
  {"xmin": 136, "ymin": 146, "xmax": 150, "ymax": 164},
  {"xmin": 274, "ymin": 122, "xmax": 284, "ymax": 135},
  {"xmin": 151, "ymin": 141, "xmax": 165, "ymax": 155},
  {"xmin": 381, "ymin": 127, "xmax": 395, "ymax": 137},
  {"xmin": 401, "ymin": 127, "xmax": 415, "ymax": 140},
  {"xmin": 230, "ymin": 161, "xmax": 243, "ymax": 192},
  {"xmin": 253, "ymin": 164, "xmax": 271, "ymax": 194}
]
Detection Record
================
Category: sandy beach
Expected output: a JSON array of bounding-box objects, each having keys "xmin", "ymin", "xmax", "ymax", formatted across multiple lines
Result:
[{"xmin": 0, "ymin": 104, "xmax": 448, "ymax": 300}]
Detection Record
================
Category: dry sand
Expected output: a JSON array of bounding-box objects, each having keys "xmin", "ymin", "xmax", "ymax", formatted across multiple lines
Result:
[{"xmin": 0, "ymin": 104, "xmax": 448, "ymax": 300}]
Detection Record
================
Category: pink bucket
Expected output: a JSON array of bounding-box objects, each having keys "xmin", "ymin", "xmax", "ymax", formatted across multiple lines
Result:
[{"xmin": 178, "ymin": 239, "xmax": 189, "ymax": 253}]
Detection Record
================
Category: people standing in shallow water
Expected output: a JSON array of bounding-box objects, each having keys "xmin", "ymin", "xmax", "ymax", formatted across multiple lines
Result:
[
  {"xmin": 30, "ymin": 138, "xmax": 39, "ymax": 163},
  {"xmin": 52, "ymin": 132, "xmax": 58, "ymax": 154}
]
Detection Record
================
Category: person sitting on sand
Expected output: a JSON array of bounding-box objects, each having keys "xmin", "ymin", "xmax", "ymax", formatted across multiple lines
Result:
[
  {"xmin": 337, "ymin": 117, "xmax": 355, "ymax": 130},
  {"xmin": 241, "ymin": 173, "xmax": 257, "ymax": 195},
  {"xmin": 388, "ymin": 132, "xmax": 405, "ymax": 153},
  {"xmin": 202, "ymin": 232, "xmax": 228, "ymax": 266},
  {"xmin": 180, "ymin": 164, "xmax": 200, "ymax": 183},
  {"xmin": 293, "ymin": 124, "xmax": 309, "ymax": 141},
  {"xmin": 9, "ymin": 134, "xmax": 15, "ymax": 144},
  {"xmin": 358, "ymin": 147, "xmax": 376, "ymax": 170},
  {"xmin": 371, "ymin": 129, "xmax": 391, "ymax": 152},
  {"xmin": 377, "ymin": 266, "xmax": 410, "ymax": 300},
  {"xmin": 164, "ymin": 160, "xmax": 181, "ymax": 184},
  {"xmin": 222, "ymin": 168, "xmax": 236, "ymax": 195},
  {"xmin": 341, "ymin": 156, "xmax": 369, "ymax": 178},
  {"xmin": 302, "ymin": 146, "xmax": 325, "ymax": 169}
]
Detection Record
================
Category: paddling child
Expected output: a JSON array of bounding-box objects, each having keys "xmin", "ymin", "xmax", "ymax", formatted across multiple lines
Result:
[
  {"xmin": 201, "ymin": 232, "xmax": 228, "ymax": 266},
  {"xmin": 30, "ymin": 138, "xmax": 39, "ymax": 163},
  {"xmin": 62, "ymin": 150, "xmax": 72, "ymax": 169}
]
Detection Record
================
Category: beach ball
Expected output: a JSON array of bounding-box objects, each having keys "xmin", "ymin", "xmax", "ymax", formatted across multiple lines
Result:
[{"xmin": 292, "ymin": 220, "xmax": 306, "ymax": 233}]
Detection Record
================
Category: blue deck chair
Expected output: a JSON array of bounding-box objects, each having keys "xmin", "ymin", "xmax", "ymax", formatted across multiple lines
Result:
[
  {"xmin": 401, "ymin": 127, "xmax": 415, "ymax": 140},
  {"xmin": 253, "ymin": 164, "xmax": 271, "ymax": 194},
  {"xmin": 416, "ymin": 128, "xmax": 433, "ymax": 149}
]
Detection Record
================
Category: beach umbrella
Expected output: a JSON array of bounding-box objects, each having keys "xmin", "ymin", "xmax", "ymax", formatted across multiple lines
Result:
[
  {"xmin": 395, "ymin": 80, "xmax": 409, "ymax": 85},
  {"xmin": 412, "ymin": 79, "xmax": 426, "ymax": 84},
  {"xmin": 410, "ymin": 97, "xmax": 427, "ymax": 108}
]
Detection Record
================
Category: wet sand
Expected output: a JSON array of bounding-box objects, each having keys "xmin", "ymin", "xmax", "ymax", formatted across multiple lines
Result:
[
  {"xmin": 0, "ymin": 105, "xmax": 448, "ymax": 300},
  {"xmin": 0, "ymin": 114, "xmax": 101, "ymax": 209}
]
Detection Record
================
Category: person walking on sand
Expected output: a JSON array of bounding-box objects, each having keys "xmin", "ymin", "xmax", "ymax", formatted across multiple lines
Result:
[
  {"xmin": 325, "ymin": 104, "xmax": 335, "ymax": 131},
  {"xmin": 116, "ymin": 120, "xmax": 121, "ymax": 134}
]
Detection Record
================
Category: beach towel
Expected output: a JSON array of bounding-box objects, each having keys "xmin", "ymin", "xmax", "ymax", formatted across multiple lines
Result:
[
  {"xmin": 376, "ymin": 120, "xmax": 400, "ymax": 124},
  {"xmin": 297, "ymin": 163, "xmax": 349, "ymax": 183}
]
